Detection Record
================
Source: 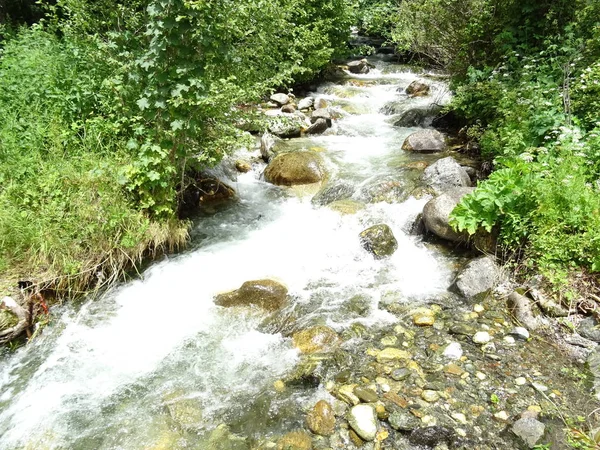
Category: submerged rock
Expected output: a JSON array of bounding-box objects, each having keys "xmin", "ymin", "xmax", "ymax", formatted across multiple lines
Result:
[
  {"xmin": 179, "ymin": 175, "xmax": 236, "ymax": 217},
  {"xmin": 264, "ymin": 151, "xmax": 324, "ymax": 186},
  {"xmin": 348, "ymin": 404, "xmax": 377, "ymax": 441},
  {"xmin": 422, "ymin": 187, "xmax": 474, "ymax": 242},
  {"xmin": 327, "ymin": 199, "xmax": 365, "ymax": 215},
  {"xmin": 306, "ymin": 400, "xmax": 336, "ymax": 436},
  {"xmin": 359, "ymin": 224, "xmax": 398, "ymax": 259},
  {"xmin": 405, "ymin": 80, "xmax": 430, "ymax": 97},
  {"xmin": 164, "ymin": 396, "xmax": 203, "ymax": 431},
  {"xmin": 422, "ymin": 156, "xmax": 472, "ymax": 194},
  {"xmin": 214, "ymin": 279, "xmax": 288, "ymax": 311},
  {"xmin": 277, "ymin": 431, "xmax": 312, "ymax": 450},
  {"xmin": 207, "ymin": 424, "xmax": 249, "ymax": 450},
  {"xmin": 453, "ymin": 256, "xmax": 503, "ymax": 299},
  {"xmin": 292, "ymin": 325, "xmax": 341, "ymax": 354},
  {"xmin": 312, "ymin": 181, "xmax": 355, "ymax": 206},
  {"xmin": 402, "ymin": 129, "xmax": 447, "ymax": 153}
]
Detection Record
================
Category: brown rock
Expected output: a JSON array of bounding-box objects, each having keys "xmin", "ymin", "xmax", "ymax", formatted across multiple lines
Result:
[
  {"xmin": 306, "ymin": 400, "xmax": 336, "ymax": 436},
  {"xmin": 214, "ymin": 279, "xmax": 288, "ymax": 311},
  {"xmin": 406, "ymin": 80, "xmax": 430, "ymax": 97},
  {"xmin": 292, "ymin": 326, "xmax": 341, "ymax": 354},
  {"xmin": 235, "ymin": 160, "xmax": 252, "ymax": 173},
  {"xmin": 264, "ymin": 151, "xmax": 325, "ymax": 186},
  {"xmin": 277, "ymin": 431, "xmax": 312, "ymax": 450}
]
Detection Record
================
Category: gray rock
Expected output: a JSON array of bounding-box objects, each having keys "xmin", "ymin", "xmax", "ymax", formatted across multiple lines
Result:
[
  {"xmin": 270, "ymin": 93, "xmax": 290, "ymax": 106},
  {"xmin": 423, "ymin": 157, "xmax": 472, "ymax": 194},
  {"xmin": 443, "ymin": 342, "xmax": 463, "ymax": 360},
  {"xmin": 281, "ymin": 104, "xmax": 296, "ymax": 114},
  {"xmin": 347, "ymin": 59, "xmax": 370, "ymax": 74},
  {"xmin": 389, "ymin": 411, "xmax": 420, "ymax": 431},
  {"xmin": 510, "ymin": 327, "xmax": 530, "ymax": 341},
  {"xmin": 402, "ymin": 129, "xmax": 447, "ymax": 153},
  {"xmin": 306, "ymin": 118, "xmax": 329, "ymax": 135},
  {"xmin": 312, "ymin": 181, "xmax": 355, "ymax": 206},
  {"xmin": 472, "ymin": 331, "xmax": 492, "ymax": 344},
  {"xmin": 311, "ymin": 108, "xmax": 332, "ymax": 123},
  {"xmin": 392, "ymin": 107, "xmax": 438, "ymax": 127},
  {"xmin": 297, "ymin": 97, "xmax": 314, "ymax": 110},
  {"xmin": 359, "ymin": 177, "xmax": 411, "ymax": 204},
  {"xmin": 454, "ymin": 256, "xmax": 502, "ymax": 299},
  {"xmin": 348, "ymin": 404, "xmax": 377, "ymax": 441},
  {"xmin": 359, "ymin": 224, "xmax": 398, "ymax": 259},
  {"xmin": 587, "ymin": 346, "xmax": 600, "ymax": 401},
  {"xmin": 511, "ymin": 417, "xmax": 546, "ymax": 448},
  {"xmin": 264, "ymin": 151, "xmax": 324, "ymax": 186},
  {"xmin": 391, "ymin": 367, "xmax": 411, "ymax": 381},
  {"xmin": 260, "ymin": 132, "xmax": 277, "ymax": 162},
  {"xmin": 422, "ymin": 187, "xmax": 474, "ymax": 242}
]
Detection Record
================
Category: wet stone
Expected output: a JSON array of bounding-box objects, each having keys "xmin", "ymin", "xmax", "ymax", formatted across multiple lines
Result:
[
  {"xmin": 391, "ymin": 368, "xmax": 411, "ymax": 381},
  {"xmin": 306, "ymin": 400, "xmax": 336, "ymax": 436},
  {"xmin": 389, "ymin": 411, "xmax": 420, "ymax": 431},
  {"xmin": 292, "ymin": 326, "xmax": 341, "ymax": 354},
  {"xmin": 409, "ymin": 426, "xmax": 455, "ymax": 447},
  {"xmin": 377, "ymin": 348, "xmax": 411, "ymax": 362},
  {"xmin": 354, "ymin": 386, "xmax": 379, "ymax": 403},
  {"xmin": 359, "ymin": 224, "xmax": 398, "ymax": 259},
  {"xmin": 421, "ymin": 390, "xmax": 440, "ymax": 403},
  {"xmin": 277, "ymin": 431, "xmax": 312, "ymax": 450}
]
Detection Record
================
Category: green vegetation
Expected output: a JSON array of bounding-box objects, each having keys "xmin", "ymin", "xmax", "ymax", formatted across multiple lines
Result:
[
  {"xmin": 367, "ymin": 0, "xmax": 600, "ymax": 293},
  {"xmin": 0, "ymin": 0, "xmax": 353, "ymax": 295}
]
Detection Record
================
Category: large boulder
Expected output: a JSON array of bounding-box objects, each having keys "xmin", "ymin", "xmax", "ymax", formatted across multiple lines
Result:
[
  {"xmin": 292, "ymin": 325, "xmax": 341, "ymax": 354},
  {"xmin": 347, "ymin": 59, "xmax": 370, "ymax": 74},
  {"xmin": 422, "ymin": 187, "xmax": 474, "ymax": 242},
  {"xmin": 453, "ymin": 256, "xmax": 503, "ymax": 299},
  {"xmin": 402, "ymin": 129, "xmax": 447, "ymax": 153},
  {"xmin": 405, "ymin": 80, "xmax": 430, "ymax": 97},
  {"xmin": 422, "ymin": 156, "xmax": 472, "ymax": 194},
  {"xmin": 214, "ymin": 280, "xmax": 288, "ymax": 311},
  {"xmin": 310, "ymin": 108, "xmax": 332, "ymax": 124},
  {"xmin": 270, "ymin": 93, "xmax": 290, "ymax": 106},
  {"xmin": 392, "ymin": 107, "xmax": 439, "ymax": 127},
  {"xmin": 264, "ymin": 151, "xmax": 324, "ymax": 186},
  {"xmin": 359, "ymin": 224, "xmax": 398, "ymax": 259},
  {"xmin": 312, "ymin": 181, "xmax": 355, "ymax": 206}
]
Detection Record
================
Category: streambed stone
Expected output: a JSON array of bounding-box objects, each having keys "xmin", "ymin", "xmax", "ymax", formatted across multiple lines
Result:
[
  {"xmin": 347, "ymin": 59, "xmax": 370, "ymax": 74},
  {"xmin": 454, "ymin": 256, "xmax": 503, "ymax": 299},
  {"xmin": 312, "ymin": 181, "xmax": 355, "ymax": 206},
  {"xmin": 348, "ymin": 404, "xmax": 377, "ymax": 441},
  {"xmin": 277, "ymin": 431, "xmax": 312, "ymax": 450},
  {"xmin": 292, "ymin": 325, "xmax": 341, "ymax": 354},
  {"xmin": 402, "ymin": 129, "xmax": 447, "ymax": 153},
  {"xmin": 306, "ymin": 400, "xmax": 336, "ymax": 436},
  {"xmin": 359, "ymin": 224, "xmax": 398, "ymax": 259},
  {"xmin": 214, "ymin": 279, "xmax": 288, "ymax": 311},
  {"xmin": 270, "ymin": 93, "xmax": 290, "ymax": 106},
  {"xmin": 264, "ymin": 151, "xmax": 324, "ymax": 186}
]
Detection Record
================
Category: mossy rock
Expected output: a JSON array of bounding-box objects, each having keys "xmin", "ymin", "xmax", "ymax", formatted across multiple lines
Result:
[
  {"xmin": 215, "ymin": 279, "xmax": 288, "ymax": 311},
  {"xmin": 277, "ymin": 431, "xmax": 312, "ymax": 450},
  {"xmin": 264, "ymin": 152, "xmax": 325, "ymax": 186}
]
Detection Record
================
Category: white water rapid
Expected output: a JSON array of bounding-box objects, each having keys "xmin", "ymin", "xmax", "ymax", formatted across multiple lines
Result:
[{"xmin": 0, "ymin": 58, "xmax": 458, "ymax": 449}]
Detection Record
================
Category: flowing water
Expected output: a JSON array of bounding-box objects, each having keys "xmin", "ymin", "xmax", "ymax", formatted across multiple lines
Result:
[{"xmin": 0, "ymin": 58, "xmax": 460, "ymax": 449}]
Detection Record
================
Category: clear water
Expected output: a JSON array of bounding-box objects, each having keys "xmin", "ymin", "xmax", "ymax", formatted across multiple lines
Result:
[{"xmin": 0, "ymin": 58, "xmax": 456, "ymax": 449}]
